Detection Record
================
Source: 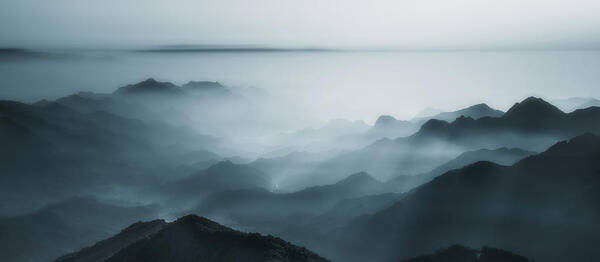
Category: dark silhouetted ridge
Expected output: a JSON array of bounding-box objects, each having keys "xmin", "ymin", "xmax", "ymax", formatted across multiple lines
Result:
[
  {"xmin": 418, "ymin": 119, "xmax": 451, "ymax": 133},
  {"xmin": 432, "ymin": 103, "xmax": 504, "ymax": 121},
  {"xmin": 114, "ymin": 78, "xmax": 182, "ymax": 95},
  {"xmin": 182, "ymin": 81, "xmax": 226, "ymax": 91},
  {"xmin": 542, "ymin": 132, "xmax": 600, "ymax": 156},
  {"xmin": 171, "ymin": 214, "xmax": 233, "ymax": 233},
  {"xmin": 503, "ymin": 97, "xmax": 564, "ymax": 120},
  {"xmin": 431, "ymin": 160, "xmax": 506, "ymax": 185},
  {"xmin": 98, "ymin": 215, "xmax": 329, "ymax": 262}
]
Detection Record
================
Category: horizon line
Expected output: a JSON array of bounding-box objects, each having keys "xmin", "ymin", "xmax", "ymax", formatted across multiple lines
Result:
[{"xmin": 2, "ymin": 44, "xmax": 600, "ymax": 54}]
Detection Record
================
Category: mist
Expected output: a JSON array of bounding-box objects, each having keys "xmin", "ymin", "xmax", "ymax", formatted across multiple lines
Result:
[
  {"xmin": 3, "ymin": 1, "xmax": 600, "ymax": 262},
  {"xmin": 3, "ymin": 48, "xmax": 600, "ymax": 262},
  {"xmin": 3, "ymin": 49, "xmax": 600, "ymax": 123}
]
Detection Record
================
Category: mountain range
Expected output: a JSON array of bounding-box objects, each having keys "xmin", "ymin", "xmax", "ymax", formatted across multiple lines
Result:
[
  {"xmin": 552, "ymin": 97, "xmax": 600, "ymax": 112},
  {"xmin": 387, "ymin": 147, "xmax": 535, "ymax": 192},
  {"xmin": 261, "ymin": 103, "xmax": 506, "ymax": 158},
  {"xmin": 298, "ymin": 96, "xmax": 600, "ymax": 185},
  {"xmin": 325, "ymin": 133, "xmax": 600, "ymax": 262},
  {"xmin": 159, "ymin": 160, "xmax": 271, "ymax": 210},
  {"xmin": 190, "ymin": 172, "xmax": 390, "ymax": 232},
  {"xmin": 0, "ymin": 98, "xmax": 218, "ymax": 215},
  {"xmin": 4, "ymin": 78, "xmax": 600, "ymax": 262},
  {"xmin": 114, "ymin": 78, "xmax": 231, "ymax": 98},
  {"xmin": 412, "ymin": 103, "xmax": 504, "ymax": 123}
]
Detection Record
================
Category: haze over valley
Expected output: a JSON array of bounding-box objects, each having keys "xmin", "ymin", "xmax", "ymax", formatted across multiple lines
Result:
[{"xmin": 2, "ymin": 1, "xmax": 600, "ymax": 261}]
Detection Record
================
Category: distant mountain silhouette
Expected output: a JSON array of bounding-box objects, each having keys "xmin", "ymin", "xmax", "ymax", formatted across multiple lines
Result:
[
  {"xmin": 502, "ymin": 96, "xmax": 564, "ymax": 121},
  {"xmin": 191, "ymin": 172, "xmax": 391, "ymax": 232},
  {"xmin": 580, "ymin": 99, "xmax": 600, "ymax": 109},
  {"xmin": 114, "ymin": 78, "xmax": 240, "ymax": 101},
  {"xmin": 0, "ymin": 99, "xmax": 219, "ymax": 215},
  {"xmin": 433, "ymin": 103, "xmax": 504, "ymax": 122},
  {"xmin": 312, "ymin": 193, "xmax": 400, "ymax": 228},
  {"xmin": 249, "ymin": 151, "xmax": 329, "ymax": 177},
  {"xmin": 374, "ymin": 115, "xmax": 399, "ymax": 125},
  {"xmin": 416, "ymin": 97, "xmax": 600, "ymax": 143},
  {"xmin": 402, "ymin": 245, "xmax": 532, "ymax": 262},
  {"xmin": 269, "ymin": 119, "xmax": 371, "ymax": 156},
  {"xmin": 387, "ymin": 147, "xmax": 535, "ymax": 192},
  {"xmin": 0, "ymin": 48, "xmax": 70, "ymax": 60},
  {"xmin": 159, "ymin": 160, "xmax": 271, "ymax": 210},
  {"xmin": 61, "ymin": 215, "xmax": 329, "ymax": 262},
  {"xmin": 329, "ymin": 133, "xmax": 600, "ymax": 262},
  {"xmin": 552, "ymin": 97, "xmax": 600, "ymax": 112},
  {"xmin": 36, "ymin": 78, "xmax": 247, "ymax": 132},
  {"xmin": 366, "ymin": 115, "xmax": 419, "ymax": 139},
  {"xmin": 277, "ymin": 192, "xmax": 402, "ymax": 249},
  {"xmin": 309, "ymin": 97, "xmax": 600, "ymax": 182},
  {"xmin": 0, "ymin": 197, "xmax": 157, "ymax": 262},
  {"xmin": 167, "ymin": 160, "xmax": 270, "ymax": 194},
  {"xmin": 182, "ymin": 81, "xmax": 229, "ymax": 93},
  {"xmin": 114, "ymin": 78, "xmax": 183, "ymax": 95},
  {"xmin": 413, "ymin": 103, "xmax": 504, "ymax": 123},
  {"xmin": 46, "ymin": 92, "xmax": 146, "ymax": 118},
  {"xmin": 426, "ymin": 147, "xmax": 534, "ymax": 177},
  {"xmin": 102, "ymin": 78, "xmax": 279, "ymax": 140}
]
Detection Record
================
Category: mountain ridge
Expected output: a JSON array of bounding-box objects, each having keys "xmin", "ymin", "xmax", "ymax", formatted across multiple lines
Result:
[
  {"xmin": 331, "ymin": 133, "xmax": 600, "ymax": 262},
  {"xmin": 59, "ymin": 214, "xmax": 330, "ymax": 262}
]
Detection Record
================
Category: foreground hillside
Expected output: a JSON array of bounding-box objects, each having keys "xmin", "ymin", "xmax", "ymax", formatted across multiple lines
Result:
[{"xmin": 57, "ymin": 215, "xmax": 329, "ymax": 262}]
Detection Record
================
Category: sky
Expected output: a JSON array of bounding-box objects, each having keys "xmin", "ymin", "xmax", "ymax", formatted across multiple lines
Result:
[
  {"xmin": 1, "ymin": 0, "xmax": 600, "ymax": 49},
  {"xmin": 2, "ymin": 0, "xmax": 600, "ymax": 124}
]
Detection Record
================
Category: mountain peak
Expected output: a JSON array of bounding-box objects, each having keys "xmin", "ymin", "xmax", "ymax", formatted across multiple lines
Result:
[
  {"xmin": 115, "ymin": 78, "xmax": 182, "ymax": 95},
  {"xmin": 504, "ymin": 97, "xmax": 564, "ymax": 120},
  {"xmin": 519, "ymin": 96, "xmax": 553, "ymax": 107},
  {"xmin": 424, "ymin": 103, "xmax": 503, "ymax": 122},
  {"xmin": 140, "ymin": 78, "xmax": 158, "ymax": 84},
  {"xmin": 418, "ymin": 119, "xmax": 451, "ymax": 133},
  {"xmin": 448, "ymin": 103, "xmax": 504, "ymax": 118},
  {"xmin": 172, "ymin": 215, "xmax": 233, "ymax": 233},
  {"xmin": 468, "ymin": 103, "xmax": 493, "ymax": 111},
  {"xmin": 374, "ymin": 115, "xmax": 398, "ymax": 126}
]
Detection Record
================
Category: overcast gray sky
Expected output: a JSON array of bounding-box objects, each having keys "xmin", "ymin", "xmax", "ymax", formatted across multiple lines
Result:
[{"xmin": 1, "ymin": 0, "xmax": 600, "ymax": 49}]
